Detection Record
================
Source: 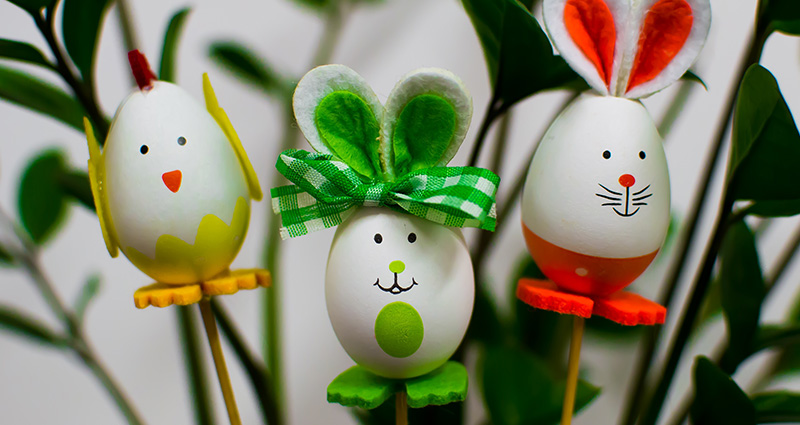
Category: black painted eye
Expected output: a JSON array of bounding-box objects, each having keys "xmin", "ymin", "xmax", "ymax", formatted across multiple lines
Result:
[
  {"xmin": 408, "ymin": 233, "xmax": 417, "ymax": 243},
  {"xmin": 374, "ymin": 233, "xmax": 383, "ymax": 244},
  {"xmin": 140, "ymin": 145, "xmax": 149, "ymax": 155},
  {"xmin": 178, "ymin": 136, "xmax": 187, "ymax": 146},
  {"xmin": 639, "ymin": 151, "xmax": 646, "ymax": 160},
  {"xmin": 603, "ymin": 150, "xmax": 611, "ymax": 159}
]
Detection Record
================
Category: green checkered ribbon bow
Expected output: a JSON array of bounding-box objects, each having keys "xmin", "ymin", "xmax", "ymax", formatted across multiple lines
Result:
[{"xmin": 271, "ymin": 149, "xmax": 500, "ymax": 239}]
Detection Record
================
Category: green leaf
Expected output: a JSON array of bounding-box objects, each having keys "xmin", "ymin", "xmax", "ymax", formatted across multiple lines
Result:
[
  {"xmin": 61, "ymin": 0, "xmax": 111, "ymax": 79},
  {"xmin": 746, "ymin": 199, "xmax": 800, "ymax": 217},
  {"xmin": 752, "ymin": 391, "xmax": 800, "ymax": 423},
  {"xmin": 466, "ymin": 283, "xmax": 506, "ymax": 345},
  {"xmin": 74, "ymin": 274, "xmax": 100, "ymax": 322},
  {"xmin": 461, "ymin": 0, "xmax": 580, "ymax": 110},
  {"xmin": 753, "ymin": 325, "xmax": 800, "ymax": 353},
  {"xmin": 18, "ymin": 149, "xmax": 69, "ymax": 243},
  {"xmin": 481, "ymin": 345, "xmax": 600, "ymax": 425},
  {"xmin": 6, "ymin": 0, "xmax": 51, "ymax": 15},
  {"xmin": 159, "ymin": 7, "xmax": 191, "ymax": 83},
  {"xmin": 0, "ymin": 64, "xmax": 85, "ymax": 131},
  {"xmin": 729, "ymin": 65, "xmax": 800, "ymax": 203},
  {"xmin": 682, "ymin": 70, "xmax": 708, "ymax": 91},
  {"xmin": 0, "ymin": 245, "xmax": 14, "ymax": 265},
  {"xmin": 0, "ymin": 304, "xmax": 66, "ymax": 347},
  {"xmin": 0, "ymin": 39, "xmax": 53, "ymax": 69},
  {"xmin": 771, "ymin": 296, "xmax": 800, "ymax": 378},
  {"xmin": 208, "ymin": 41, "xmax": 286, "ymax": 96},
  {"xmin": 763, "ymin": 0, "xmax": 800, "ymax": 36},
  {"xmin": 690, "ymin": 356, "xmax": 755, "ymax": 425},
  {"xmin": 718, "ymin": 221, "xmax": 766, "ymax": 371},
  {"xmin": 177, "ymin": 306, "xmax": 215, "ymax": 425},
  {"xmin": 289, "ymin": 0, "xmax": 384, "ymax": 11},
  {"xmin": 57, "ymin": 170, "xmax": 94, "ymax": 211}
]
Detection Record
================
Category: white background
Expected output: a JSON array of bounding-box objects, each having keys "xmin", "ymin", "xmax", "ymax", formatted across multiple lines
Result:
[{"xmin": 1, "ymin": 0, "xmax": 799, "ymax": 424}]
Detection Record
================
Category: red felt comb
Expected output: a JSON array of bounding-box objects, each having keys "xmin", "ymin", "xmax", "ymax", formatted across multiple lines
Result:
[{"xmin": 128, "ymin": 49, "xmax": 157, "ymax": 91}]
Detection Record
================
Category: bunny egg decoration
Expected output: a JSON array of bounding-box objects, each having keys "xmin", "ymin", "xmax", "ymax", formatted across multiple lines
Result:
[
  {"xmin": 272, "ymin": 65, "xmax": 499, "ymax": 408},
  {"xmin": 518, "ymin": 0, "xmax": 710, "ymax": 324}
]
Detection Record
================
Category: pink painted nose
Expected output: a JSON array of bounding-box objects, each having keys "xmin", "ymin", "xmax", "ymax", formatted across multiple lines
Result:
[{"xmin": 619, "ymin": 174, "xmax": 635, "ymax": 188}]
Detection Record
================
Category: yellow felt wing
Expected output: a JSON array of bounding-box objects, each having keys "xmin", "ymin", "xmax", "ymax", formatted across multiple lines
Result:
[
  {"xmin": 84, "ymin": 118, "xmax": 119, "ymax": 257},
  {"xmin": 203, "ymin": 74, "xmax": 263, "ymax": 201}
]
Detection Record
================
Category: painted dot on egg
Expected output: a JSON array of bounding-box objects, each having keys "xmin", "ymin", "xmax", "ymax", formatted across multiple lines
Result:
[
  {"xmin": 374, "ymin": 301, "xmax": 424, "ymax": 358},
  {"xmin": 140, "ymin": 145, "xmax": 149, "ymax": 155},
  {"xmin": 576, "ymin": 268, "xmax": 588, "ymax": 277},
  {"xmin": 178, "ymin": 136, "xmax": 187, "ymax": 146}
]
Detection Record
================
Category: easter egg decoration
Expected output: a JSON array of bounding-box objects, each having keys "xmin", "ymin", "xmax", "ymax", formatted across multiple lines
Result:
[
  {"xmin": 271, "ymin": 65, "xmax": 499, "ymax": 414},
  {"xmin": 515, "ymin": 1, "xmax": 710, "ymax": 423},
  {"xmin": 85, "ymin": 50, "xmax": 269, "ymax": 425}
]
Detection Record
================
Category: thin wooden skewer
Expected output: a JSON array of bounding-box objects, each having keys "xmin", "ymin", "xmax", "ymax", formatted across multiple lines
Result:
[
  {"xmin": 199, "ymin": 298, "xmax": 242, "ymax": 425},
  {"xmin": 396, "ymin": 392, "xmax": 408, "ymax": 425},
  {"xmin": 561, "ymin": 316, "xmax": 586, "ymax": 425}
]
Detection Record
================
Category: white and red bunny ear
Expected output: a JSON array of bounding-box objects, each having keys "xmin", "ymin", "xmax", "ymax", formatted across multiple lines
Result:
[{"xmin": 544, "ymin": 0, "xmax": 710, "ymax": 99}]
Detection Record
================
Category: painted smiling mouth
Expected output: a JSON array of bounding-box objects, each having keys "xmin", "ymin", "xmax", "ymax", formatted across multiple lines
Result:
[
  {"xmin": 373, "ymin": 274, "xmax": 419, "ymax": 295},
  {"xmin": 596, "ymin": 183, "xmax": 653, "ymax": 218}
]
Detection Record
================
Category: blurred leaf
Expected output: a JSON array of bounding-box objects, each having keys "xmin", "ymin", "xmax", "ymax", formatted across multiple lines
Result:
[
  {"xmin": 177, "ymin": 306, "xmax": 215, "ymax": 425},
  {"xmin": 61, "ymin": 0, "xmax": 111, "ymax": 79},
  {"xmin": 18, "ymin": 149, "xmax": 68, "ymax": 243},
  {"xmin": 729, "ymin": 65, "xmax": 800, "ymax": 203},
  {"xmin": 690, "ymin": 356, "xmax": 755, "ymax": 425},
  {"xmin": 719, "ymin": 221, "xmax": 766, "ymax": 371},
  {"xmin": 159, "ymin": 7, "xmax": 191, "ymax": 83},
  {"xmin": 771, "ymin": 296, "xmax": 800, "ymax": 378},
  {"xmin": 481, "ymin": 345, "xmax": 600, "ymax": 425},
  {"xmin": 746, "ymin": 199, "xmax": 800, "ymax": 217},
  {"xmin": 461, "ymin": 0, "xmax": 580, "ymax": 110},
  {"xmin": 74, "ymin": 275, "xmax": 100, "ymax": 323},
  {"xmin": 752, "ymin": 391, "xmax": 800, "ymax": 423},
  {"xmin": 57, "ymin": 170, "xmax": 94, "ymax": 211},
  {"xmin": 467, "ymin": 283, "xmax": 507, "ymax": 345},
  {"xmin": 753, "ymin": 325, "xmax": 800, "ymax": 353},
  {"xmin": 5, "ymin": 0, "xmax": 51, "ymax": 15},
  {"xmin": 353, "ymin": 400, "xmax": 462, "ymax": 425},
  {"xmin": 290, "ymin": 0, "xmax": 384, "ymax": 11},
  {"xmin": 682, "ymin": 70, "xmax": 708, "ymax": 91},
  {"xmin": 0, "ymin": 64, "xmax": 85, "ymax": 131},
  {"xmin": 697, "ymin": 276, "xmax": 723, "ymax": 330},
  {"xmin": 0, "ymin": 245, "xmax": 13, "ymax": 265},
  {"xmin": 0, "ymin": 39, "xmax": 53, "ymax": 69},
  {"xmin": 0, "ymin": 304, "xmax": 66, "ymax": 347},
  {"xmin": 209, "ymin": 41, "xmax": 286, "ymax": 96},
  {"xmin": 763, "ymin": 0, "xmax": 800, "ymax": 36}
]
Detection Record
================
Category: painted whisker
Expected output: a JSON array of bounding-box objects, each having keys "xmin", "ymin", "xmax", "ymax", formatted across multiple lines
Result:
[
  {"xmin": 596, "ymin": 193, "xmax": 622, "ymax": 201},
  {"xmin": 598, "ymin": 183, "xmax": 622, "ymax": 196},
  {"xmin": 633, "ymin": 185, "xmax": 651, "ymax": 196},
  {"xmin": 632, "ymin": 193, "xmax": 653, "ymax": 202}
]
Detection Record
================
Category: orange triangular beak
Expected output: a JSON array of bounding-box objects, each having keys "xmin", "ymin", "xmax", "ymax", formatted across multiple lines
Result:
[{"xmin": 162, "ymin": 170, "xmax": 182, "ymax": 193}]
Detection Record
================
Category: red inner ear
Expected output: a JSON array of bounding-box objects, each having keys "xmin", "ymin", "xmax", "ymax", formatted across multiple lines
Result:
[
  {"xmin": 564, "ymin": 0, "xmax": 616, "ymax": 89},
  {"xmin": 626, "ymin": 0, "xmax": 693, "ymax": 93}
]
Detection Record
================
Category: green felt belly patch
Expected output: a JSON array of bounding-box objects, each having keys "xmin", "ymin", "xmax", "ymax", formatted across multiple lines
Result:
[{"xmin": 374, "ymin": 301, "xmax": 424, "ymax": 358}]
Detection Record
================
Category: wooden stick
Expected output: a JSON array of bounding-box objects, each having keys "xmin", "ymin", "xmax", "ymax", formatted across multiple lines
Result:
[
  {"xmin": 199, "ymin": 298, "xmax": 242, "ymax": 425},
  {"xmin": 561, "ymin": 316, "xmax": 586, "ymax": 425},
  {"xmin": 396, "ymin": 392, "xmax": 408, "ymax": 425}
]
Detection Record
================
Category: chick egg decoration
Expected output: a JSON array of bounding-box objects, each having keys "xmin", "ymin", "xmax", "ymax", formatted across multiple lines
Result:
[
  {"xmin": 518, "ymin": 0, "xmax": 710, "ymax": 325},
  {"xmin": 271, "ymin": 65, "xmax": 499, "ymax": 410}
]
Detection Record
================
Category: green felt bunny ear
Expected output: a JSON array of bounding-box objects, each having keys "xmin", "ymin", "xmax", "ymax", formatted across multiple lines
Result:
[
  {"xmin": 293, "ymin": 65, "xmax": 385, "ymax": 180},
  {"xmin": 382, "ymin": 69, "xmax": 472, "ymax": 179}
]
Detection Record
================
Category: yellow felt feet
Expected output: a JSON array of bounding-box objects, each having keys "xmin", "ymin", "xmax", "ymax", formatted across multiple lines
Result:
[
  {"xmin": 134, "ymin": 282, "xmax": 202, "ymax": 309},
  {"xmin": 133, "ymin": 269, "xmax": 271, "ymax": 309}
]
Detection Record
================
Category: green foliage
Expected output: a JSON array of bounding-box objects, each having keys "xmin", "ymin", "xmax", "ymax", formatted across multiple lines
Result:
[
  {"xmin": 763, "ymin": 0, "xmax": 800, "ymax": 36},
  {"xmin": 690, "ymin": 357, "xmax": 755, "ymax": 425},
  {"xmin": 729, "ymin": 65, "xmax": 800, "ymax": 203},
  {"xmin": 746, "ymin": 199, "xmax": 800, "ymax": 218},
  {"xmin": 481, "ymin": 345, "xmax": 600, "ymax": 425},
  {"xmin": 0, "ymin": 64, "xmax": 85, "ymax": 131},
  {"xmin": 0, "ymin": 304, "xmax": 66, "ymax": 347},
  {"xmin": 683, "ymin": 70, "xmax": 708, "ymax": 91},
  {"xmin": 5, "ymin": 0, "xmax": 52, "ymax": 15},
  {"xmin": 751, "ymin": 391, "xmax": 800, "ymax": 423},
  {"xmin": 61, "ymin": 0, "xmax": 112, "ymax": 80},
  {"xmin": 289, "ymin": 0, "xmax": 384, "ymax": 12},
  {"xmin": 461, "ymin": 0, "xmax": 580, "ymax": 111},
  {"xmin": 159, "ymin": 7, "xmax": 191, "ymax": 83},
  {"xmin": 209, "ymin": 41, "xmax": 287, "ymax": 96},
  {"xmin": 57, "ymin": 170, "xmax": 94, "ymax": 211},
  {"xmin": 0, "ymin": 39, "xmax": 53, "ymax": 69},
  {"xmin": 718, "ymin": 221, "xmax": 766, "ymax": 371},
  {"xmin": 74, "ymin": 275, "xmax": 101, "ymax": 324}
]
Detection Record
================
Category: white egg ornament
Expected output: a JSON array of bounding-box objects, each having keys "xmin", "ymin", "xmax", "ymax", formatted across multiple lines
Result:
[
  {"xmin": 518, "ymin": 0, "xmax": 710, "ymax": 323},
  {"xmin": 273, "ymin": 65, "xmax": 498, "ymax": 404},
  {"xmin": 86, "ymin": 50, "xmax": 263, "ymax": 290}
]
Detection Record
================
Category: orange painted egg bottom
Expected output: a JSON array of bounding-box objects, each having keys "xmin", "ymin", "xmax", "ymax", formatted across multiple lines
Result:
[{"xmin": 522, "ymin": 222, "xmax": 658, "ymax": 297}]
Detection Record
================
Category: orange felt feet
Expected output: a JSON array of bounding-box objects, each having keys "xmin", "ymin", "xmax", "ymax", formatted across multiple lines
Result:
[
  {"xmin": 593, "ymin": 291, "xmax": 667, "ymax": 326},
  {"xmin": 516, "ymin": 278, "xmax": 593, "ymax": 318}
]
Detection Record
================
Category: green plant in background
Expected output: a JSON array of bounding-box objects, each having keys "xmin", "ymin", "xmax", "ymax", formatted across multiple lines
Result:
[{"xmin": 2, "ymin": 0, "xmax": 800, "ymax": 424}]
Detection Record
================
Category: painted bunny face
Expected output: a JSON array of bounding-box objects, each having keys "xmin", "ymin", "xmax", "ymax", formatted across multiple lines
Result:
[{"xmin": 325, "ymin": 208, "xmax": 474, "ymax": 378}]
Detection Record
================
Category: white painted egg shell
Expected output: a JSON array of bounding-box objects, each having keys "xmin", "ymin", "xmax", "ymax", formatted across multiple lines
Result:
[
  {"xmin": 325, "ymin": 207, "xmax": 474, "ymax": 379},
  {"xmin": 104, "ymin": 81, "xmax": 250, "ymax": 284},
  {"xmin": 521, "ymin": 94, "xmax": 670, "ymax": 261}
]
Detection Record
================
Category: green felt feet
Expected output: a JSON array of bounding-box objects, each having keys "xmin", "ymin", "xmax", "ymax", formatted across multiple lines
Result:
[{"xmin": 327, "ymin": 361, "xmax": 468, "ymax": 410}]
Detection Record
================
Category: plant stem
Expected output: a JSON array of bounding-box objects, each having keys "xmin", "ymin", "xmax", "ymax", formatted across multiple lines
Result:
[
  {"xmin": 766, "ymin": 222, "xmax": 800, "ymax": 288},
  {"xmin": 467, "ymin": 96, "xmax": 501, "ymax": 168},
  {"xmin": 176, "ymin": 306, "xmax": 215, "ymax": 425},
  {"xmin": 311, "ymin": 0, "xmax": 349, "ymax": 67},
  {"xmin": 657, "ymin": 79, "xmax": 695, "ymax": 137},
  {"xmin": 115, "ymin": 0, "xmax": 140, "ymax": 54},
  {"xmin": 34, "ymin": 11, "xmax": 109, "ymax": 139},
  {"xmin": 620, "ymin": 28, "xmax": 768, "ymax": 425}
]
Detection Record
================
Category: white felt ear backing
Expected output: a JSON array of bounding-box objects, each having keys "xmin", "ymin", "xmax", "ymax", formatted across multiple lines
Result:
[
  {"xmin": 622, "ymin": 0, "xmax": 711, "ymax": 99},
  {"xmin": 381, "ymin": 68, "xmax": 472, "ymax": 176},
  {"xmin": 543, "ymin": 0, "xmax": 630, "ymax": 96},
  {"xmin": 293, "ymin": 64, "xmax": 384, "ymax": 155}
]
